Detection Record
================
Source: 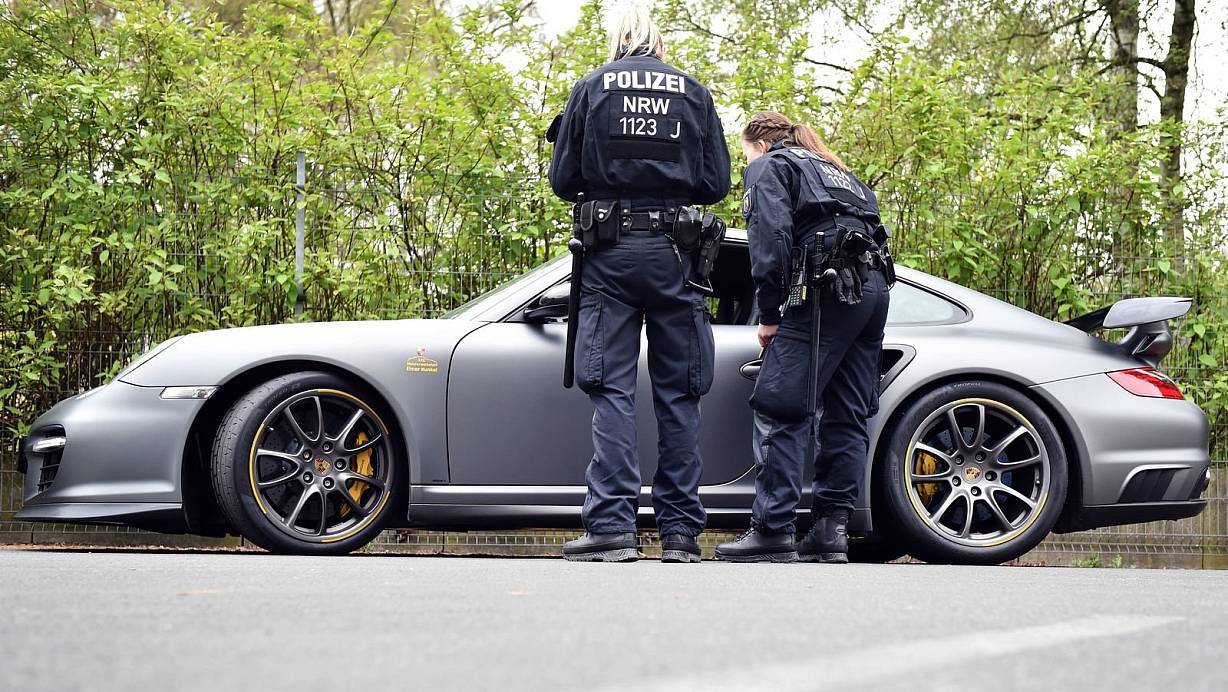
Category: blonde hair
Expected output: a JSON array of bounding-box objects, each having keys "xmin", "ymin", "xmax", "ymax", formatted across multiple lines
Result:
[
  {"xmin": 607, "ymin": 6, "xmax": 664, "ymax": 62},
  {"xmin": 742, "ymin": 111, "xmax": 850, "ymax": 172}
]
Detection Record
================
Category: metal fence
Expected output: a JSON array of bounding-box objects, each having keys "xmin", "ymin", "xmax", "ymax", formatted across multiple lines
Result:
[{"xmin": 2, "ymin": 161, "xmax": 1226, "ymax": 568}]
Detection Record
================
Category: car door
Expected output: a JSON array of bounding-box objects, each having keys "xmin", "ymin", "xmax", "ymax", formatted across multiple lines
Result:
[{"xmin": 445, "ymin": 240, "xmax": 761, "ymax": 488}]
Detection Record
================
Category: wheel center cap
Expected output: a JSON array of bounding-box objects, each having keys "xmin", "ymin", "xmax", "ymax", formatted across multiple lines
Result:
[
  {"xmin": 313, "ymin": 458, "xmax": 331, "ymax": 475},
  {"xmin": 963, "ymin": 466, "xmax": 983, "ymax": 483}
]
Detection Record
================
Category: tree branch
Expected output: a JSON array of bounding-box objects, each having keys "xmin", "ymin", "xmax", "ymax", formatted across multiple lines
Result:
[{"xmin": 799, "ymin": 56, "xmax": 853, "ymax": 73}]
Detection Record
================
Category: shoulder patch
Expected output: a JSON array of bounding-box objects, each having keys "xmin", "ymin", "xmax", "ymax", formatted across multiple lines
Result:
[{"xmin": 741, "ymin": 187, "xmax": 753, "ymax": 219}]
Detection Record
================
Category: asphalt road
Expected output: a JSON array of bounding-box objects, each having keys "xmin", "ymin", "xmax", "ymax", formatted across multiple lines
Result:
[{"xmin": 2, "ymin": 549, "xmax": 1226, "ymax": 692}]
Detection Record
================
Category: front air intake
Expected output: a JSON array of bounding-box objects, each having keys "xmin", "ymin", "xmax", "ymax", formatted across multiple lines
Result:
[
  {"xmin": 28, "ymin": 427, "xmax": 66, "ymax": 493},
  {"xmin": 36, "ymin": 450, "xmax": 62, "ymax": 492}
]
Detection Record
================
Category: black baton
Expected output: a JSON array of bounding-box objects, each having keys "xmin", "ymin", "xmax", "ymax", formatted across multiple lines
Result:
[
  {"xmin": 805, "ymin": 267, "xmax": 839, "ymax": 477},
  {"xmin": 563, "ymin": 195, "xmax": 586, "ymax": 389}
]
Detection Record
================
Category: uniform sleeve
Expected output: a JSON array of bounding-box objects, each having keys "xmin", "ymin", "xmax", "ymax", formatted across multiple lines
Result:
[
  {"xmin": 548, "ymin": 80, "xmax": 588, "ymax": 202},
  {"xmin": 744, "ymin": 158, "xmax": 795, "ymax": 325},
  {"xmin": 693, "ymin": 91, "xmax": 732, "ymax": 205}
]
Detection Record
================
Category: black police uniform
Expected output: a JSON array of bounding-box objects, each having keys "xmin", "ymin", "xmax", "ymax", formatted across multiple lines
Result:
[
  {"xmin": 742, "ymin": 141, "xmax": 890, "ymax": 538},
  {"xmin": 548, "ymin": 52, "xmax": 731, "ymax": 549}
]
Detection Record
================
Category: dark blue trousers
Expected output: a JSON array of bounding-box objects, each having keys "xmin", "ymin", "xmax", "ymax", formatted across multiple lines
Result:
[
  {"xmin": 749, "ymin": 270, "xmax": 890, "ymax": 534},
  {"xmin": 573, "ymin": 231, "xmax": 714, "ymax": 537}
]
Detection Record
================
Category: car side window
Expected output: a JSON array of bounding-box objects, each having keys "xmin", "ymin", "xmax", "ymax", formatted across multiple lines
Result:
[
  {"xmin": 887, "ymin": 282, "xmax": 966, "ymax": 325},
  {"xmin": 707, "ymin": 241, "xmax": 757, "ymax": 326}
]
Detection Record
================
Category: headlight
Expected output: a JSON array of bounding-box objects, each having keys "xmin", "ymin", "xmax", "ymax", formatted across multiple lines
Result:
[
  {"xmin": 115, "ymin": 337, "xmax": 183, "ymax": 381},
  {"xmin": 160, "ymin": 386, "xmax": 217, "ymax": 400}
]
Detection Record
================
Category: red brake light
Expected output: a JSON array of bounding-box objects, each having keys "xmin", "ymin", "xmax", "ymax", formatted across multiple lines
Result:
[{"xmin": 1107, "ymin": 368, "xmax": 1184, "ymax": 400}]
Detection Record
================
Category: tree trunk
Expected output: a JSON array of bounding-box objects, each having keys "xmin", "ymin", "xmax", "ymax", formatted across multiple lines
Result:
[
  {"xmin": 1160, "ymin": 0, "xmax": 1196, "ymax": 251},
  {"xmin": 1102, "ymin": 0, "xmax": 1140, "ymax": 134}
]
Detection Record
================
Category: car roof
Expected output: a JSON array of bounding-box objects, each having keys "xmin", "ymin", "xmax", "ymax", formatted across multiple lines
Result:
[{"xmin": 460, "ymin": 226, "xmax": 1084, "ymax": 345}]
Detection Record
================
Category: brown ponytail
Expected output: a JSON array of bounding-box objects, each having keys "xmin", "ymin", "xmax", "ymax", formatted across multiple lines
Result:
[{"xmin": 741, "ymin": 111, "xmax": 849, "ymax": 172}]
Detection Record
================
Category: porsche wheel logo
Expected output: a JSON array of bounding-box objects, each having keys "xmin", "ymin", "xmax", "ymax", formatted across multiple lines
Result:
[
  {"xmin": 964, "ymin": 467, "xmax": 982, "ymax": 483},
  {"xmin": 314, "ymin": 458, "xmax": 331, "ymax": 475}
]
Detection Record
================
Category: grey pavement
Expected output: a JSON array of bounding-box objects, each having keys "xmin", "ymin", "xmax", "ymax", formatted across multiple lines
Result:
[{"xmin": 1, "ymin": 548, "xmax": 1226, "ymax": 692}]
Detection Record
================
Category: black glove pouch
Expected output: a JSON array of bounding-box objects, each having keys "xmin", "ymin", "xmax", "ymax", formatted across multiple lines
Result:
[{"xmin": 578, "ymin": 200, "xmax": 620, "ymax": 249}]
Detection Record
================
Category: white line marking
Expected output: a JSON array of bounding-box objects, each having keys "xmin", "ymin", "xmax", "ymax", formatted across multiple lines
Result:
[{"xmin": 592, "ymin": 615, "xmax": 1180, "ymax": 692}]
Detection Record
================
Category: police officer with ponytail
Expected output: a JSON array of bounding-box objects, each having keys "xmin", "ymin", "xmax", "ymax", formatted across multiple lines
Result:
[
  {"xmin": 716, "ymin": 112, "xmax": 891, "ymax": 563},
  {"xmin": 548, "ymin": 8, "xmax": 731, "ymax": 562}
]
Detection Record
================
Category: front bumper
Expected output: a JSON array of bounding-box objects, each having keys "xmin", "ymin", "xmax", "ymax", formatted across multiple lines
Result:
[
  {"xmin": 1033, "ymin": 373, "xmax": 1211, "ymax": 530},
  {"xmin": 15, "ymin": 381, "xmax": 203, "ymax": 531}
]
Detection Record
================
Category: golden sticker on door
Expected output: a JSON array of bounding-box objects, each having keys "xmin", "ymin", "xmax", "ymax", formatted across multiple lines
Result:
[{"xmin": 406, "ymin": 348, "xmax": 440, "ymax": 374}]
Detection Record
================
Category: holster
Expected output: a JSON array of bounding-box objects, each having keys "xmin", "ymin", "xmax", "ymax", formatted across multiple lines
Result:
[
  {"xmin": 670, "ymin": 206, "xmax": 702, "ymax": 251},
  {"xmin": 872, "ymin": 222, "xmax": 896, "ymax": 287},
  {"xmin": 686, "ymin": 212, "xmax": 725, "ymax": 294},
  {"xmin": 879, "ymin": 241, "xmax": 897, "ymax": 287},
  {"xmin": 813, "ymin": 226, "xmax": 875, "ymax": 282},
  {"xmin": 577, "ymin": 200, "xmax": 619, "ymax": 249}
]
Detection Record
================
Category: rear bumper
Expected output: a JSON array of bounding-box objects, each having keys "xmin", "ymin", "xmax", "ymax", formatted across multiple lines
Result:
[
  {"xmin": 1032, "ymin": 374, "xmax": 1211, "ymax": 509},
  {"xmin": 1060, "ymin": 499, "xmax": 1208, "ymax": 533}
]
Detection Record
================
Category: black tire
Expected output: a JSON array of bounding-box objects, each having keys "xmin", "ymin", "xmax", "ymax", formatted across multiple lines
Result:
[
  {"xmin": 210, "ymin": 371, "xmax": 399, "ymax": 555},
  {"xmin": 881, "ymin": 380, "xmax": 1067, "ymax": 565}
]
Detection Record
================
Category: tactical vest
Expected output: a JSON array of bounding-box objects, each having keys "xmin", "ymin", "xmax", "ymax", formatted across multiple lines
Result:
[{"xmin": 767, "ymin": 147, "xmax": 888, "ymax": 246}]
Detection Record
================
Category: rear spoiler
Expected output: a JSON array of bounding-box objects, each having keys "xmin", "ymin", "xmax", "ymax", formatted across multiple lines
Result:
[{"xmin": 1065, "ymin": 297, "xmax": 1192, "ymax": 368}]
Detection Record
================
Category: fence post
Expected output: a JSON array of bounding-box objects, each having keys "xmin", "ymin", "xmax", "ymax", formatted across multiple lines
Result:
[{"xmin": 295, "ymin": 150, "xmax": 305, "ymax": 316}]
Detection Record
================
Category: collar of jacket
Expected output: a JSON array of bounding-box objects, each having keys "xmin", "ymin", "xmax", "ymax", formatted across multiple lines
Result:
[{"xmin": 614, "ymin": 52, "xmax": 663, "ymax": 63}]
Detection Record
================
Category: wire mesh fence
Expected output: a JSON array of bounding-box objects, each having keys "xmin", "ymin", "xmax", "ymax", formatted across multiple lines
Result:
[{"xmin": 2, "ymin": 157, "xmax": 1226, "ymax": 568}]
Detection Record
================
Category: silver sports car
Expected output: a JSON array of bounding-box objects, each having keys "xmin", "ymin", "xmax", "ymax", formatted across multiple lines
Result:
[{"xmin": 15, "ymin": 229, "xmax": 1211, "ymax": 564}]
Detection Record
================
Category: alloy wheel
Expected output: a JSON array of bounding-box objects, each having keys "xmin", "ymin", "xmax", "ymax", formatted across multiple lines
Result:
[
  {"xmin": 903, "ymin": 398, "xmax": 1051, "ymax": 548},
  {"xmin": 247, "ymin": 389, "xmax": 393, "ymax": 543}
]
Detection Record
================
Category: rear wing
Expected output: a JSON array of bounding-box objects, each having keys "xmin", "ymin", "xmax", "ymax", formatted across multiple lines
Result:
[{"xmin": 1066, "ymin": 297, "xmax": 1192, "ymax": 368}]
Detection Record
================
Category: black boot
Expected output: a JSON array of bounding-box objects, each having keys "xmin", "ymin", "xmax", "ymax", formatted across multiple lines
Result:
[
  {"xmin": 798, "ymin": 509, "xmax": 850, "ymax": 564},
  {"xmin": 660, "ymin": 534, "xmax": 702, "ymax": 563},
  {"xmin": 715, "ymin": 529, "xmax": 798, "ymax": 563},
  {"xmin": 563, "ymin": 532, "xmax": 639, "ymax": 562}
]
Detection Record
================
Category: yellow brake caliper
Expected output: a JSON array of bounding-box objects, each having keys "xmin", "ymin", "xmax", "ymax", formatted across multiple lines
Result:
[
  {"xmin": 915, "ymin": 450, "xmax": 941, "ymax": 507},
  {"xmin": 339, "ymin": 431, "xmax": 374, "ymax": 519}
]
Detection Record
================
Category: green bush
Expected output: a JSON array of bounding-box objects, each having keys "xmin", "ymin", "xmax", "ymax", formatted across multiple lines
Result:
[{"xmin": 2, "ymin": 0, "xmax": 1226, "ymax": 466}]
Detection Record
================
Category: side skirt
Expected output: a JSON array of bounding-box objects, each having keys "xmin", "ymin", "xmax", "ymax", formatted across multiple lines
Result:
[{"xmin": 406, "ymin": 485, "xmax": 872, "ymax": 533}]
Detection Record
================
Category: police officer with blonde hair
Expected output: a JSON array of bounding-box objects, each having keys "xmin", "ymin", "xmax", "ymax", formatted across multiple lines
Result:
[{"xmin": 549, "ymin": 7, "xmax": 731, "ymax": 562}]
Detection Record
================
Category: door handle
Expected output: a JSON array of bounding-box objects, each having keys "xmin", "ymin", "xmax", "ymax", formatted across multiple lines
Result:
[{"xmin": 740, "ymin": 359, "xmax": 762, "ymax": 381}]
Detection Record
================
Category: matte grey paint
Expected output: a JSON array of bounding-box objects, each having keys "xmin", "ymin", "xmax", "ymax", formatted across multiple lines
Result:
[
  {"xmin": 17, "ymin": 229, "xmax": 1211, "ymax": 541},
  {"xmin": 118, "ymin": 318, "xmax": 484, "ymax": 486}
]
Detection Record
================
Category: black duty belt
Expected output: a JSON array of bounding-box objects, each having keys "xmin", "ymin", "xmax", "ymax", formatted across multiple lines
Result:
[{"xmin": 623, "ymin": 209, "xmax": 679, "ymax": 231}]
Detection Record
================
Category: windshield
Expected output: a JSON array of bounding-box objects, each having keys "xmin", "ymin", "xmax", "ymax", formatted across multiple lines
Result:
[{"xmin": 444, "ymin": 256, "xmax": 567, "ymax": 320}]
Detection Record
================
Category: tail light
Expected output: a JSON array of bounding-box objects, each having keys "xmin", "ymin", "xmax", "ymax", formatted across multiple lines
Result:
[{"xmin": 1107, "ymin": 368, "xmax": 1184, "ymax": 399}]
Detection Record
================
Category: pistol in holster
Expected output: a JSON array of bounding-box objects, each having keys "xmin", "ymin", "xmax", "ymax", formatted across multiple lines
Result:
[{"xmin": 665, "ymin": 207, "xmax": 723, "ymax": 295}]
